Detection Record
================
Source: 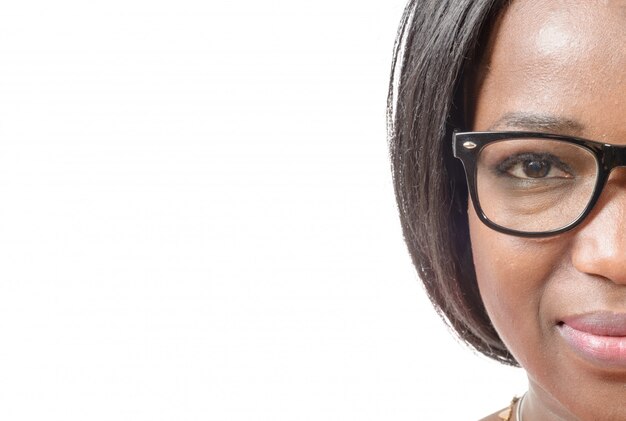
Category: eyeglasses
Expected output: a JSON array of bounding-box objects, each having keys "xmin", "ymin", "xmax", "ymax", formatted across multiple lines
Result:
[{"xmin": 453, "ymin": 131, "xmax": 626, "ymax": 237}]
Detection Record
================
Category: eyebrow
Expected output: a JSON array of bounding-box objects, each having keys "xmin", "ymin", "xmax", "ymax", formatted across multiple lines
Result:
[{"xmin": 487, "ymin": 112, "xmax": 586, "ymax": 135}]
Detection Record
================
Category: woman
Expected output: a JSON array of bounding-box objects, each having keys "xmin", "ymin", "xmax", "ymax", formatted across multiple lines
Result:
[{"xmin": 388, "ymin": 0, "xmax": 626, "ymax": 419}]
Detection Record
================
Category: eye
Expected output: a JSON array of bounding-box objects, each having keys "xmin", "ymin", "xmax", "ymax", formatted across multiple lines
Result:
[
  {"xmin": 521, "ymin": 159, "xmax": 550, "ymax": 178},
  {"xmin": 498, "ymin": 153, "xmax": 573, "ymax": 179}
]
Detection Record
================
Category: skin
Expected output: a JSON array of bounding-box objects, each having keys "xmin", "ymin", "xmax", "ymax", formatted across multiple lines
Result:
[{"xmin": 470, "ymin": 1, "xmax": 626, "ymax": 420}]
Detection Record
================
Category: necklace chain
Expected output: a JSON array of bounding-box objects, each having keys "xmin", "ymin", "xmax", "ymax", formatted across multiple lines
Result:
[
  {"xmin": 516, "ymin": 393, "xmax": 525, "ymax": 421},
  {"xmin": 498, "ymin": 394, "xmax": 525, "ymax": 421}
]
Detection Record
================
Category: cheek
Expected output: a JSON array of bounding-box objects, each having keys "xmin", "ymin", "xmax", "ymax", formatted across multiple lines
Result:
[{"xmin": 467, "ymin": 205, "xmax": 567, "ymax": 363}]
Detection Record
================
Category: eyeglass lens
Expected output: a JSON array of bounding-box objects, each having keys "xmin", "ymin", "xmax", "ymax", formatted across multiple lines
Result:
[{"xmin": 476, "ymin": 138, "xmax": 599, "ymax": 233}]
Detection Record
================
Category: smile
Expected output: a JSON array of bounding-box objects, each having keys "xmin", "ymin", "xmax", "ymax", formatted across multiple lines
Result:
[{"xmin": 558, "ymin": 312, "xmax": 626, "ymax": 366}]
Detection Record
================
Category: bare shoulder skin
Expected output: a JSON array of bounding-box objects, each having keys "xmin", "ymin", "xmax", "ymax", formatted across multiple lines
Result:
[
  {"xmin": 478, "ymin": 412, "xmax": 503, "ymax": 421},
  {"xmin": 478, "ymin": 406, "xmax": 515, "ymax": 421}
]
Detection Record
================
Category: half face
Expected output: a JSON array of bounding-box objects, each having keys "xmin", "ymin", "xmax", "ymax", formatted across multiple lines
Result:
[{"xmin": 469, "ymin": 1, "xmax": 626, "ymax": 419}]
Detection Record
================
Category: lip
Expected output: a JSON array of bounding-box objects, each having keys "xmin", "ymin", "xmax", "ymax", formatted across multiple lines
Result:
[{"xmin": 558, "ymin": 312, "xmax": 626, "ymax": 367}]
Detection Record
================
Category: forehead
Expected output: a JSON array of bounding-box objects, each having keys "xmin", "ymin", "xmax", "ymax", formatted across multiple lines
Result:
[{"xmin": 473, "ymin": 0, "xmax": 626, "ymax": 140}]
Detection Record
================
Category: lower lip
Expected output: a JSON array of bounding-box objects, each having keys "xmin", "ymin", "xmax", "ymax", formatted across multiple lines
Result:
[{"xmin": 558, "ymin": 323, "xmax": 626, "ymax": 366}]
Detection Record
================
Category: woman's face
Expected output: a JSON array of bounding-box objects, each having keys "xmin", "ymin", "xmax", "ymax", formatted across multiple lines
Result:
[{"xmin": 470, "ymin": 0, "xmax": 626, "ymax": 419}]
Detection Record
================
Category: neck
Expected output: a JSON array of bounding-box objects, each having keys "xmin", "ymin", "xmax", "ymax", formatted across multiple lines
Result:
[{"xmin": 523, "ymin": 381, "xmax": 578, "ymax": 421}]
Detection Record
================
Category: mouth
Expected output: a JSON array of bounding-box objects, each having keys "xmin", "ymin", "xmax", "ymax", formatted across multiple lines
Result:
[{"xmin": 558, "ymin": 312, "xmax": 626, "ymax": 367}]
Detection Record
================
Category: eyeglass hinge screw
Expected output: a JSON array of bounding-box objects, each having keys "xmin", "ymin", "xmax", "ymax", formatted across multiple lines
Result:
[{"xmin": 463, "ymin": 141, "xmax": 477, "ymax": 149}]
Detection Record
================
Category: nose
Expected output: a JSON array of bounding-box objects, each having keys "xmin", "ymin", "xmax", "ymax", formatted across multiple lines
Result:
[{"xmin": 571, "ymin": 171, "xmax": 626, "ymax": 285}]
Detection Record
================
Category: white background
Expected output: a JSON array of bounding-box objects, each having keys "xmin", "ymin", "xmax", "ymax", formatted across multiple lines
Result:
[{"xmin": 0, "ymin": 1, "xmax": 526, "ymax": 420}]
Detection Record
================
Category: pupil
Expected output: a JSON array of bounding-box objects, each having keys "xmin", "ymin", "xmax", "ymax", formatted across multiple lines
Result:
[{"xmin": 524, "ymin": 160, "xmax": 550, "ymax": 178}]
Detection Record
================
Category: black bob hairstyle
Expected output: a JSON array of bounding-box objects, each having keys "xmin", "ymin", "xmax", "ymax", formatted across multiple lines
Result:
[{"xmin": 387, "ymin": 0, "xmax": 518, "ymax": 365}]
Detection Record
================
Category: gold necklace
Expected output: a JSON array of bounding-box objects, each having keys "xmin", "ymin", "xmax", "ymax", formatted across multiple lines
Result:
[
  {"xmin": 516, "ymin": 393, "xmax": 525, "ymax": 420},
  {"xmin": 498, "ymin": 396, "xmax": 520, "ymax": 421}
]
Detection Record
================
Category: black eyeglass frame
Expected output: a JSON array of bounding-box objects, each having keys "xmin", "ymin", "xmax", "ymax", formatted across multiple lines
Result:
[{"xmin": 453, "ymin": 131, "xmax": 626, "ymax": 238}]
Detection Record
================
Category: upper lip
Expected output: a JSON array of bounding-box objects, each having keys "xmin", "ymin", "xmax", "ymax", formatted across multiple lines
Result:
[{"xmin": 561, "ymin": 312, "xmax": 626, "ymax": 336}]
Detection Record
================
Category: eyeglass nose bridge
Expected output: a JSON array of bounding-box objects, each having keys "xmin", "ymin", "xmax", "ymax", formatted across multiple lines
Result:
[{"xmin": 602, "ymin": 144, "xmax": 626, "ymax": 171}]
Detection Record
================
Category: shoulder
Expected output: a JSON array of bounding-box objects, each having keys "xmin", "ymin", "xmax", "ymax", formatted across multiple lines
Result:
[{"xmin": 477, "ymin": 407, "xmax": 509, "ymax": 421}]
